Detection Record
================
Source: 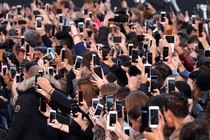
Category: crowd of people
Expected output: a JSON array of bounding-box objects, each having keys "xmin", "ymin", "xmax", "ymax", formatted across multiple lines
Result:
[{"xmin": 0, "ymin": 0, "xmax": 210, "ymax": 139}]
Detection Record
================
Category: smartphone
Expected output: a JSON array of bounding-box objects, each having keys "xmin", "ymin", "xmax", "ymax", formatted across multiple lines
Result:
[
  {"xmin": 85, "ymin": 18, "xmax": 91, "ymax": 29},
  {"xmin": 58, "ymin": 14, "xmax": 63, "ymax": 25},
  {"xmin": 56, "ymin": 8, "xmax": 62, "ymax": 14},
  {"xmin": 36, "ymin": 17, "xmax": 42, "ymax": 29},
  {"xmin": 15, "ymin": 73, "xmax": 20, "ymax": 83},
  {"xmin": 113, "ymin": 36, "xmax": 121, "ymax": 43},
  {"xmin": 198, "ymin": 23, "xmax": 203, "ymax": 37},
  {"xmin": 92, "ymin": 98, "xmax": 99, "ymax": 109},
  {"xmin": 165, "ymin": 35, "xmax": 175, "ymax": 52},
  {"xmin": 40, "ymin": 97, "xmax": 46, "ymax": 112},
  {"xmin": 167, "ymin": 77, "xmax": 175, "ymax": 93},
  {"xmin": 144, "ymin": 64, "xmax": 151, "ymax": 79},
  {"xmin": 48, "ymin": 67, "xmax": 54, "ymax": 76},
  {"xmin": 132, "ymin": 49, "xmax": 139, "ymax": 63},
  {"xmin": 163, "ymin": 47, "xmax": 169, "ymax": 61},
  {"xmin": 61, "ymin": 48, "xmax": 66, "ymax": 63},
  {"xmin": 2, "ymin": 66, "xmax": 7, "ymax": 76},
  {"xmin": 35, "ymin": 74, "xmax": 42, "ymax": 91},
  {"xmin": 147, "ymin": 52, "xmax": 153, "ymax": 64},
  {"xmin": 26, "ymin": 44, "xmax": 30, "ymax": 54},
  {"xmin": 116, "ymin": 101, "xmax": 122, "ymax": 118},
  {"xmin": 106, "ymin": 95, "xmax": 114, "ymax": 111},
  {"xmin": 88, "ymin": 12, "xmax": 92, "ymax": 18},
  {"xmin": 71, "ymin": 103, "xmax": 78, "ymax": 117},
  {"xmin": 150, "ymin": 75, "xmax": 158, "ymax": 93},
  {"xmin": 128, "ymin": 44, "xmax": 133, "ymax": 56},
  {"xmin": 149, "ymin": 106, "xmax": 159, "ymax": 128},
  {"xmin": 41, "ymin": 52, "xmax": 55, "ymax": 64},
  {"xmin": 78, "ymin": 91, "xmax": 83, "ymax": 106},
  {"xmin": 92, "ymin": 54, "xmax": 96, "ymax": 67},
  {"xmin": 55, "ymin": 46, "xmax": 62, "ymax": 56},
  {"xmin": 191, "ymin": 15, "xmax": 196, "ymax": 26},
  {"xmin": 47, "ymin": 47, "xmax": 54, "ymax": 54},
  {"xmin": 94, "ymin": 103, "xmax": 104, "ymax": 118},
  {"xmin": 49, "ymin": 110, "xmax": 56, "ymax": 124},
  {"xmin": 75, "ymin": 56, "xmax": 83, "ymax": 71},
  {"xmin": 17, "ymin": 5, "xmax": 22, "ymax": 15},
  {"xmin": 10, "ymin": 66, "xmax": 17, "ymax": 78},
  {"xmin": 78, "ymin": 22, "xmax": 84, "ymax": 35},
  {"xmin": 141, "ymin": 106, "xmax": 149, "ymax": 132},
  {"xmin": 204, "ymin": 50, "xmax": 210, "ymax": 58},
  {"xmin": 21, "ymin": 36, "xmax": 25, "ymax": 47},
  {"xmin": 123, "ymin": 127, "xmax": 130, "ymax": 136},
  {"xmin": 38, "ymin": 69, "xmax": 44, "ymax": 77},
  {"xmin": 107, "ymin": 111, "xmax": 117, "ymax": 130},
  {"xmin": 143, "ymin": 43, "xmax": 148, "ymax": 53},
  {"xmin": 145, "ymin": 21, "xmax": 149, "ymax": 33},
  {"xmin": 160, "ymin": 11, "xmax": 166, "ymax": 24},
  {"xmin": 6, "ymin": 14, "xmax": 14, "ymax": 20}
]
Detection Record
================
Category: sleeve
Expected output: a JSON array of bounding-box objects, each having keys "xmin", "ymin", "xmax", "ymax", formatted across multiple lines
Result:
[
  {"xmin": 41, "ymin": 34, "xmax": 52, "ymax": 47},
  {"xmin": 179, "ymin": 52, "xmax": 195, "ymax": 72},
  {"xmin": 56, "ymin": 113, "xmax": 70, "ymax": 125},
  {"xmin": 126, "ymin": 32, "xmax": 137, "ymax": 41},
  {"xmin": 180, "ymin": 70, "xmax": 190, "ymax": 77},
  {"xmin": 51, "ymin": 90, "xmax": 76, "ymax": 109},
  {"xmin": 82, "ymin": 126, "xmax": 94, "ymax": 140},
  {"xmin": 74, "ymin": 42, "xmax": 87, "ymax": 56},
  {"xmin": 95, "ymin": 26, "xmax": 109, "ymax": 46},
  {"xmin": 6, "ymin": 96, "xmax": 36, "ymax": 140}
]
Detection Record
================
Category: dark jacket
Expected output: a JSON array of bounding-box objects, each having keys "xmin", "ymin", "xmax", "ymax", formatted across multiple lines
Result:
[{"xmin": 6, "ymin": 76, "xmax": 61, "ymax": 140}]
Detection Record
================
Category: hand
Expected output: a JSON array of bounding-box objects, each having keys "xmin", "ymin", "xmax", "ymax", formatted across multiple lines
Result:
[
  {"xmin": 90, "ymin": 72, "xmax": 106, "ymax": 88},
  {"xmin": 79, "ymin": 100, "xmax": 89, "ymax": 114},
  {"xmin": 151, "ymin": 89, "xmax": 160, "ymax": 96},
  {"xmin": 69, "ymin": 25, "xmax": 79, "ymax": 37},
  {"xmin": 39, "ymin": 103, "xmax": 52, "ymax": 118},
  {"xmin": 72, "ymin": 66, "xmax": 82, "ymax": 79},
  {"xmin": 36, "ymin": 89, "xmax": 51, "ymax": 100},
  {"xmin": 197, "ymin": 32, "xmax": 206, "ymax": 42},
  {"xmin": 112, "ymin": 121, "xmax": 130, "ymax": 140},
  {"xmin": 70, "ymin": 112, "xmax": 83, "ymax": 124},
  {"xmin": 0, "ymin": 96, "xmax": 8, "ymax": 103},
  {"xmin": 103, "ymin": 11, "xmax": 115, "ymax": 26},
  {"xmin": 164, "ymin": 55, "xmax": 179, "ymax": 70},
  {"xmin": 126, "ymin": 73, "xmax": 139, "ymax": 91},
  {"xmin": 140, "ymin": 72, "xmax": 148, "ymax": 84},
  {"xmin": 47, "ymin": 119, "xmax": 62, "ymax": 129},
  {"xmin": 37, "ymin": 77, "xmax": 53, "ymax": 92}
]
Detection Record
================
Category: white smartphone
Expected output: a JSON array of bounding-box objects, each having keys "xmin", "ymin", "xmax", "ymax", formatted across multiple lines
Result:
[
  {"xmin": 107, "ymin": 111, "xmax": 117, "ymax": 130},
  {"xmin": 128, "ymin": 44, "xmax": 134, "ymax": 56},
  {"xmin": 160, "ymin": 11, "xmax": 166, "ymax": 24},
  {"xmin": 61, "ymin": 48, "xmax": 66, "ymax": 63},
  {"xmin": 78, "ymin": 22, "xmax": 84, "ymax": 35},
  {"xmin": 15, "ymin": 73, "xmax": 21, "ymax": 83},
  {"xmin": 92, "ymin": 98, "xmax": 99, "ymax": 109},
  {"xmin": 123, "ymin": 126, "xmax": 130, "ymax": 136},
  {"xmin": 94, "ymin": 103, "xmax": 104, "ymax": 120},
  {"xmin": 167, "ymin": 77, "xmax": 175, "ymax": 93},
  {"xmin": 74, "ymin": 55, "xmax": 83, "ymax": 71},
  {"xmin": 149, "ymin": 106, "xmax": 159, "ymax": 128},
  {"xmin": 48, "ymin": 67, "xmax": 54, "ymax": 76},
  {"xmin": 165, "ymin": 35, "xmax": 175, "ymax": 52},
  {"xmin": 92, "ymin": 54, "xmax": 96, "ymax": 67},
  {"xmin": 58, "ymin": 14, "xmax": 63, "ymax": 25},
  {"xmin": 2, "ymin": 65, "xmax": 7, "ymax": 76},
  {"xmin": 41, "ymin": 52, "xmax": 55, "ymax": 64},
  {"xmin": 49, "ymin": 110, "xmax": 56, "ymax": 125},
  {"xmin": 191, "ymin": 15, "xmax": 196, "ymax": 26},
  {"xmin": 47, "ymin": 47, "xmax": 54, "ymax": 54},
  {"xmin": 36, "ymin": 17, "xmax": 42, "ymax": 29},
  {"xmin": 144, "ymin": 64, "xmax": 151, "ymax": 79},
  {"xmin": 85, "ymin": 18, "xmax": 91, "ymax": 29}
]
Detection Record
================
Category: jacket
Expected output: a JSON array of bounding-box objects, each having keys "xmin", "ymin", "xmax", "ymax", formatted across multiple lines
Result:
[
  {"xmin": 179, "ymin": 52, "xmax": 195, "ymax": 72},
  {"xmin": 6, "ymin": 76, "xmax": 61, "ymax": 140}
]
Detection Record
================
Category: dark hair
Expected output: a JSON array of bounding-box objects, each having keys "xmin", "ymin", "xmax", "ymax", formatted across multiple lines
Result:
[
  {"xmin": 146, "ymin": 95, "xmax": 164, "ymax": 110},
  {"xmin": 82, "ymin": 51, "xmax": 100, "ymax": 70},
  {"xmin": 128, "ymin": 65, "xmax": 141, "ymax": 76},
  {"xmin": 187, "ymin": 35, "xmax": 198, "ymax": 44},
  {"xmin": 23, "ymin": 30, "xmax": 43, "ymax": 47},
  {"xmin": 153, "ymin": 62, "xmax": 172, "ymax": 80},
  {"xmin": 128, "ymin": 105, "xmax": 141, "ymax": 120},
  {"xmin": 14, "ymin": 43, "xmax": 25, "ymax": 55},
  {"xmin": 115, "ymin": 87, "xmax": 130, "ymax": 106},
  {"xmin": 162, "ymin": 92, "xmax": 189, "ymax": 118},
  {"xmin": 188, "ymin": 70, "xmax": 202, "ymax": 81},
  {"xmin": 180, "ymin": 120, "xmax": 209, "ymax": 140},
  {"xmin": 60, "ymin": 0, "xmax": 69, "ymax": 8},
  {"xmin": 24, "ymin": 61, "xmax": 37, "ymax": 73}
]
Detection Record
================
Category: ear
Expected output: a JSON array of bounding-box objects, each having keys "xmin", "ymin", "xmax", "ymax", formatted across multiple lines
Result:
[
  {"xmin": 193, "ymin": 90, "xmax": 200, "ymax": 100},
  {"xmin": 165, "ymin": 109, "xmax": 174, "ymax": 123}
]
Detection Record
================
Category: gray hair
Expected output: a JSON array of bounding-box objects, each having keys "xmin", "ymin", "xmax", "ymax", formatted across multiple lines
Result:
[{"xmin": 23, "ymin": 29, "xmax": 43, "ymax": 47}]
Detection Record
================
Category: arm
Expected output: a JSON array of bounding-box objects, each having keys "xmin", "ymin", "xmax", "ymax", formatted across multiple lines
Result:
[{"xmin": 41, "ymin": 34, "xmax": 52, "ymax": 47}]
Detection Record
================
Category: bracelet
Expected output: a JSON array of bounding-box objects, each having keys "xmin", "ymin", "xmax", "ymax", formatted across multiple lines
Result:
[
  {"xmin": 59, "ymin": 124, "xmax": 63, "ymax": 130},
  {"xmin": 47, "ymin": 88, "xmax": 54, "ymax": 95},
  {"xmin": 73, "ymin": 34, "xmax": 80, "ymax": 38}
]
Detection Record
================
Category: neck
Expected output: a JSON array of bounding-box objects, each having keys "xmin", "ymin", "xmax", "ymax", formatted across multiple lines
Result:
[{"xmin": 173, "ymin": 116, "xmax": 185, "ymax": 129}]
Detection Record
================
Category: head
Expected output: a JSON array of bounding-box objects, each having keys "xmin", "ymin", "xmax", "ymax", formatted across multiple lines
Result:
[
  {"xmin": 162, "ymin": 93, "xmax": 189, "ymax": 128},
  {"xmin": 153, "ymin": 62, "xmax": 172, "ymax": 80},
  {"xmin": 180, "ymin": 120, "xmax": 209, "ymax": 140},
  {"xmin": 125, "ymin": 90, "xmax": 148, "ymax": 112},
  {"xmin": 23, "ymin": 30, "xmax": 43, "ymax": 47},
  {"xmin": 24, "ymin": 61, "xmax": 41, "ymax": 79},
  {"xmin": 13, "ymin": 43, "xmax": 25, "ymax": 63},
  {"xmin": 128, "ymin": 105, "xmax": 141, "ymax": 130},
  {"xmin": 76, "ymin": 74, "xmax": 99, "ymax": 107}
]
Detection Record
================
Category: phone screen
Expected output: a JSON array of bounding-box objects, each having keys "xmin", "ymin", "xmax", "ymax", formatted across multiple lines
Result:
[
  {"xmin": 106, "ymin": 96, "xmax": 114, "ymax": 110},
  {"xmin": 72, "ymin": 104, "xmax": 78, "ymax": 117},
  {"xmin": 86, "ymin": 20, "xmax": 90, "ymax": 28},
  {"xmin": 75, "ymin": 57, "xmax": 83, "ymax": 70},
  {"xmin": 150, "ymin": 76, "xmax": 158, "ymax": 92},
  {"xmin": 50, "ymin": 111, "xmax": 56, "ymax": 123},
  {"xmin": 145, "ymin": 65, "xmax": 151, "ymax": 78},
  {"xmin": 113, "ymin": 36, "xmax": 121, "ymax": 43},
  {"xmin": 147, "ymin": 52, "xmax": 153, "ymax": 64},
  {"xmin": 165, "ymin": 36, "xmax": 175, "ymax": 44},
  {"xmin": 163, "ymin": 47, "xmax": 169, "ymax": 59},
  {"xmin": 116, "ymin": 101, "xmax": 122, "ymax": 118},
  {"xmin": 132, "ymin": 49, "xmax": 139, "ymax": 63},
  {"xmin": 40, "ymin": 97, "xmax": 46, "ymax": 112},
  {"xmin": 16, "ymin": 74, "xmax": 20, "ymax": 83},
  {"xmin": 92, "ymin": 54, "xmax": 96, "ymax": 67},
  {"xmin": 92, "ymin": 99, "xmax": 99, "ymax": 109},
  {"xmin": 61, "ymin": 49, "xmax": 65, "ymax": 62},
  {"xmin": 79, "ymin": 91, "xmax": 83, "ymax": 106},
  {"xmin": 43, "ymin": 53, "xmax": 54, "ymax": 63},
  {"xmin": 128, "ymin": 44, "xmax": 133, "ymax": 56},
  {"xmin": 95, "ymin": 105, "xmax": 103, "ymax": 116},
  {"xmin": 109, "ymin": 113, "xmax": 117, "ymax": 127},
  {"xmin": 78, "ymin": 23, "xmax": 84, "ymax": 33},
  {"xmin": 21, "ymin": 37, "xmax": 25, "ymax": 46},
  {"xmin": 49, "ymin": 68, "xmax": 54, "ymax": 76},
  {"xmin": 161, "ymin": 12, "xmax": 166, "ymax": 23},
  {"xmin": 198, "ymin": 23, "xmax": 203, "ymax": 37},
  {"xmin": 124, "ymin": 129, "xmax": 130, "ymax": 136},
  {"xmin": 150, "ymin": 109, "xmax": 159, "ymax": 125},
  {"xmin": 141, "ymin": 106, "xmax": 149, "ymax": 131},
  {"xmin": 59, "ymin": 15, "xmax": 63, "ymax": 24},
  {"xmin": 204, "ymin": 50, "xmax": 210, "ymax": 57},
  {"xmin": 35, "ymin": 74, "xmax": 42, "ymax": 90},
  {"xmin": 143, "ymin": 43, "xmax": 148, "ymax": 52},
  {"xmin": 26, "ymin": 44, "xmax": 30, "ymax": 54},
  {"xmin": 168, "ymin": 79, "xmax": 175, "ymax": 93},
  {"xmin": 37, "ymin": 18, "xmax": 42, "ymax": 28}
]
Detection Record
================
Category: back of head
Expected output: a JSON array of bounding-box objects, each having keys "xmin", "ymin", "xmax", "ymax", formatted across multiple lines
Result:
[
  {"xmin": 162, "ymin": 92, "xmax": 189, "ymax": 118},
  {"xmin": 180, "ymin": 120, "xmax": 209, "ymax": 140},
  {"xmin": 195, "ymin": 73, "xmax": 210, "ymax": 92},
  {"xmin": 23, "ymin": 30, "xmax": 43, "ymax": 47},
  {"xmin": 153, "ymin": 62, "xmax": 172, "ymax": 80}
]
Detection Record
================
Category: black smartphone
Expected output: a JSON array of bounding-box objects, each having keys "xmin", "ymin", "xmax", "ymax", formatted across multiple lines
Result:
[
  {"xmin": 123, "ymin": 127, "xmax": 130, "ymax": 136},
  {"xmin": 144, "ymin": 64, "xmax": 151, "ymax": 78},
  {"xmin": 191, "ymin": 15, "xmax": 196, "ymax": 25},
  {"xmin": 145, "ymin": 21, "xmax": 149, "ymax": 33},
  {"xmin": 21, "ymin": 36, "xmax": 25, "ymax": 47},
  {"xmin": 165, "ymin": 35, "xmax": 175, "ymax": 44},
  {"xmin": 71, "ymin": 104, "xmax": 78, "ymax": 117},
  {"xmin": 94, "ymin": 66, "xmax": 102, "ymax": 79},
  {"xmin": 92, "ymin": 54, "xmax": 96, "ymax": 67},
  {"xmin": 102, "ymin": 47, "xmax": 109, "ymax": 60},
  {"xmin": 147, "ymin": 52, "xmax": 153, "ymax": 64},
  {"xmin": 128, "ymin": 44, "xmax": 133, "ymax": 56},
  {"xmin": 132, "ymin": 49, "xmax": 139, "ymax": 63},
  {"xmin": 113, "ymin": 36, "xmax": 121, "ymax": 43},
  {"xmin": 49, "ymin": 110, "xmax": 56, "ymax": 124},
  {"xmin": 137, "ymin": 35, "xmax": 145, "ymax": 43},
  {"xmin": 55, "ymin": 46, "xmax": 62, "ymax": 56},
  {"xmin": 163, "ymin": 47, "xmax": 169, "ymax": 61},
  {"xmin": 106, "ymin": 95, "xmax": 114, "ymax": 111},
  {"xmin": 61, "ymin": 48, "xmax": 66, "ymax": 62},
  {"xmin": 10, "ymin": 66, "xmax": 17, "ymax": 78},
  {"xmin": 17, "ymin": 5, "xmax": 22, "ymax": 15},
  {"xmin": 48, "ymin": 67, "xmax": 54, "ymax": 76},
  {"xmin": 204, "ymin": 50, "xmax": 210, "ymax": 58},
  {"xmin": 38, "ymin": 70, "xmax": 44, "ymax": 77},
  {"xmin": 116, "ymin": 101, "xmax": 122, "ymax": 118},
  {"xmin": 2, "ymin": 66, "xmax": 7, "ymax": 76},
  {"xmin": 40, "ymin": 97, "xmax": 46, "ymax": 112},
  {"xmin": 94, "ymin": 104, "xmax": 104, "ymax": 116},
  {"xmin": 79, "ymin": 91, "xmax": 83, "ymax": 106},
  {"xmin": 198, "ymin": 23, "xmax": 203, "ymax": 37},
  {"xmin": 56, "ymin": 8, "xmax": 62, "ymax": 14},
  {"xmin": 86, "ymin": 41, "xmax": 91, "ymax": 48},
  {"xmin": 35, "ymin": 74, "xmax": 42, "ymax": 91},
  {"xmin": 143, "ymin": 43, "xmax": 148, "ymax": 53},
  {"xmin": 150, "ymin": 75, "xmax": 158, "ymax": 93},
  {"xmin": 160, "ymin": 12, "xmax": 166, "ymax": 23},
  {"xmin": 26, "ymin": 44, "xmax": 30, "ymax": 55},
  {"xmin": 141, "ymin": 106, "xmax": 149, "ymax": 132},
  {"xmin": 59, "ymin": 14, "xmax": 63, "ymax": 25},
  {"xmin": 75, "ymin": 56, "xmax": 83, "ymax": 70},
  {"xmin": 16, "ymin": 74, "xmax": 20, "ymax": 83}
]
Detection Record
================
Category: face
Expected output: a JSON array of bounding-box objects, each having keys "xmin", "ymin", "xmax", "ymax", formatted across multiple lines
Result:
[
  {"xmin": 187, "ymin": 78, "xmax": 194, "ymax": 91},
  {"xmin": 163, "ymin": 108, "xmax": 174, "ymax": 128},
  {"xmin": 129, "ymin": 118, "xmax": 139, "ymax": 130}
]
